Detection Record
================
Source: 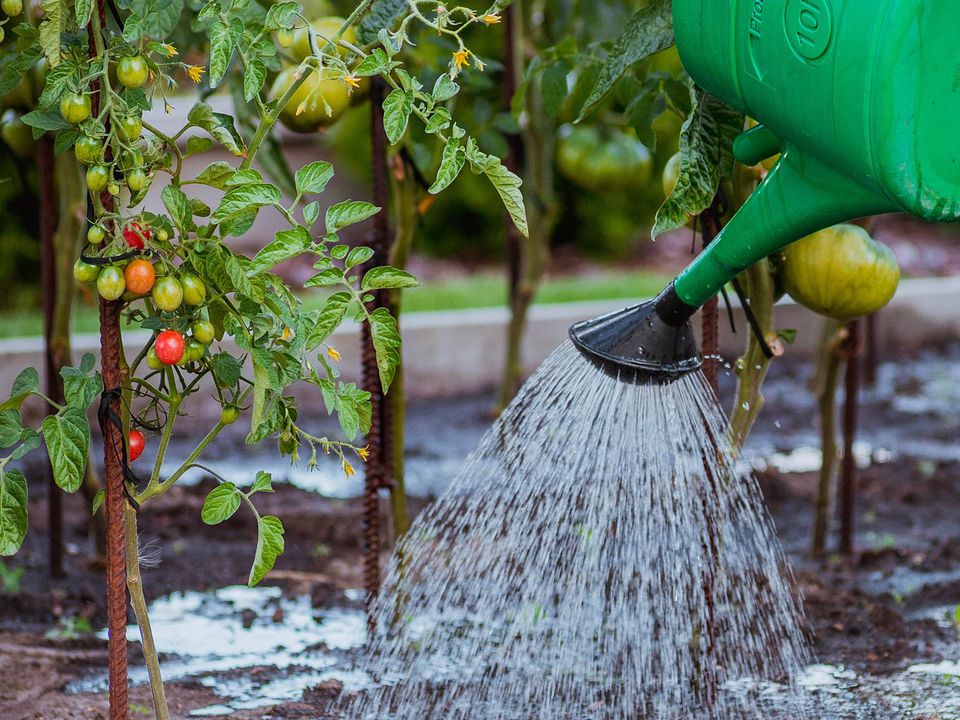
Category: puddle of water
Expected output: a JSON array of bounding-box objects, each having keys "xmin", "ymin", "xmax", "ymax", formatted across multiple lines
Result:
[{"xmin": 68, "ymin": 586, "xmax": 371, "ymax": 715}]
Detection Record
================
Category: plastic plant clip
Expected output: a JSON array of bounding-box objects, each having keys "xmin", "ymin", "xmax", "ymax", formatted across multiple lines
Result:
[{"xmin": 571, "ymin": 0, "xmax": 960, "ymax": 383}]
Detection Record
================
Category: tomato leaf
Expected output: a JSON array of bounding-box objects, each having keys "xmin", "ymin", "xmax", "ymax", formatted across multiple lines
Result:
[
  {"xmin": 40, "ymin": 408, "xmax": 90, "ymax": 494},
  {"xmin": 209, "ymin": 352, "xmax": 242, "ymax": 387},
  {"xmin": 212, "ymin": 183, "xmax": 281, "ymax": 222},
  {"xmin": 361, "ymin": 266, "xmax": 420, "ymax": 291},
  {"xmin": 248, "ymin": 515, "xmax": 284, "ymax": 586},
  {"xmin": 432, "ymin": 74, "xmax": 460, "ymax": 102},
  {"xmin": 161, "ymin": 186, "xmax": 193, "ymax": 231},
  {"xmin": 201, "ymin": 483, "xmax": 242, "ymax": 524},
  {"xmin": 429, "ymin": 137, "xmax": 465, "ymax": 194},
  {"xmin": 75, "ymin": 0, "xmax": 92, "ymax": 28},
  {"xmin": 243, "ymin": 58, "xmax": 267, "ymax": 103},
  {"xmin": 465, "ymin": 139, "xmax": 528, "ymax": 238},
  {"xmin": 345, "ymin": 247, "xmax": 374, "ymax": 269},
  {"xmin": 0, "ymin": 410, "xmax": 24, "ymax": 449},
  {"xmin": 368, "ymin": 307, "xmax": 401, "ymax": 393},
  {"xmin": 188, "ymin": 102, "xmax": 245, "ymax": 156},
  {"xmin": 209, "ymin": 19, "xmax": 243, "ymax": 88},
  {"xmin": 60, "ymin": 357, "xmax": 103, "ymax": 411},
  {"xmin": 251, "ymin": 227, "xmax": 312, "ymax": 273},
  {"xmin": 0, "ymin": 368, "xmax": 39, "ymax": 411},
  {"xmin": 325, "ymin": 200, "xmax": 380, "ymax": 233},
  {"xmin": 295, "ymin": 161, "xmax": 334, "ymax": 195},
  {"xmin": 193, "ymin": 161, "xmax": 236, "ymax": 190},
  {"xmin": 264, "ymin": 1, "xmax": 299, "ymax": 29},
  {"xmin": 334, "ymin": 382, "xmax": 371, "ymax": 440},
  {"xmin": 382, "ymin": 89, "xmax": 413, "ymax": 145},
  {"xmin": 0, "ymin": 468, "xmax": 28, "ymax": 556},
  {"xmin": 577, "ymin": 0, "xmax": 674, "ymax": 121},
  {"xmin": 306, "ymin": 291, "xmax": 351, "ymax": 349},
  {"xmin": 653, "ymin": 87, "xmax": 743, "ymax": 239},
  {"xmin": 250, "ymin": 471, "xmax": 274, "ymax": 494}
]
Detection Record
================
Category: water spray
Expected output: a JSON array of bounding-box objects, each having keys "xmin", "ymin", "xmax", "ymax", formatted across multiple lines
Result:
[{"xmin": 572, "ymin": 0, "xmax": 960, "ymax": 381}]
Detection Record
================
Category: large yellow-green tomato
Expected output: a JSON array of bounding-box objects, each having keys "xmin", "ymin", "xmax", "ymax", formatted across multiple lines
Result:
[
  {"xmin": 781, "ymin": 224, "xmax": 901, "ymax": 320},
  {"xmin": 556, "ymin": 126, "xmax": 653, "ymax": 192},
  {"xmin": 0, "ymin": 110, "xmax": 35, "ymax": 157},
  {"xmin": 291, "ymin": 17, "xmax": 354, "ymax": 61},
  {"xmin": 270, "ymin": 67, "xmax": 350, "ymax": 134},
  {"xmin": 60, "ymin": 93, "xmax": 91, "ymax": 124}
]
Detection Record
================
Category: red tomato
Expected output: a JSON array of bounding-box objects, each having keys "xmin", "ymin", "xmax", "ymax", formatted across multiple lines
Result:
[
  {"xmin": 128, "ymin": 430, "xmax": 145, "ymax": 461},
  {"xmin": 154, "ymin": 330, "xmax": 185, "ymax": 365},
  {"xmin": 123, "ymin": 222, "xmax": 151, "ymax": 250},
  {"xmin": 124, "ymin": 259, "xmax": 156, "ymax": 295}
]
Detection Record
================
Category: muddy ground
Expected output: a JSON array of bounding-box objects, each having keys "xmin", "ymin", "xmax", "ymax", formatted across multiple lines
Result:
[{"xmin": 2, "ymin": 344, "xmax": 960, "ymax": 719}]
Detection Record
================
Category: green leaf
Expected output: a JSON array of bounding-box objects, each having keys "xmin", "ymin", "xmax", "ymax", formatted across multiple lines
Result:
[
  {"xmin": 540, "ymin": 60, "xmax": 570, "ymax": 119},
  {"xmin": 354, "ymin": 48, "xmax": 391, "ymax": 77},
  {"xmin": 92, "ymin": 488, "xmax": 104, "ymax": 516},
  {"xmin": 0, "ymin": 468, "xmax": 28, "ymax": 556},
  {"xmin": 250, "ymin": 471, "xmax": 274, "ymax": 494},
  {"xmin": 1, "ymin": 368, "xmax": 39, "ymax": 410},
  {"xmin": 0, "ymin": 410, "xmax": 24, "ymax": 449},
  {"xmin": 303, "ymin": 201, "xmax": 320, "ymax": 226},
  {"xmin": 39, "ymin": 0, "xmax": 65, "ymax": 66},
  {"xmin": 334, "ymin": 382, "xmax": 371, "ymax": 440},
  {"xmin": 12, "ymin": 430, "xmax": 41, "ymax": 461},
  {"xmin": 249, "ymin": 515, "xmax": 285, "ymax": 586},
  {"xmin": 306, "ymin": 291, "xmax": 351, "ymax": 349},
  {"xmin": 212, "ymin": 183, "xmax": 281, "ymax": 223},
  {"xmin": 60, "ymin": 360, "xmax": 103, "ymax": 411},
  {"xmin": 185, "ymin": 136, "xmax": 214, "ymax": 157},
  {"xmin": 265, "ymin": 0, "xmax": 299, "ymax": 28},
  {"xmin": 429, "ymin": 138, "xmax": 465, "ymax": 194},
  {"xmin": 345, "ymin": 246, "xmax": 374, "ymax": 269},
  {"xmin": 653, "ymin": 88, "xmax": 743, "ymax": 238},
  {"xmin": 243, "ymin": 58, "xmax": 267, "ymax": 102},
  {"xmin": 361, "ymin": 266, "xmax": 420, "ymax": 291},
  {"xmin": 0, "ymin": 49, "xmax": 44, "ymax": 98},
  {"xmin": 188, "ymin": 103, "xmax": 245, "ymax": 156},
  {"xmin": 295, "ymin": 161, "xmax": 334, "ymax": 195},
  {"xmin": 382, "ymin": 89, "xmax": 414, "ymax": 145},
  {"xmin": 369, "ymin": 307, "xmax": 401, "ymax": 393},
  {"xmin": 210, "ymin": 353, "xmax": 242, "ymax": 387},
  {"xmin": 162, "ymin": 186, "xmax": 193, "ymax": 230},
  {"xmin": 129, "ymin": 0, "xmax": 184, "ymax": 39},
  {"xmin": 432, "ymin": 75, "xmax": 460, "ymax": 102},
  {"xmin": 465, "ymin": 140, "xmax": 528, "ymax": 237},
  {"xmin": 41, "ymin": 408, "xmax": 90, "ymax": 494},
  {"xmin": 304, "ymin": 268, "xmax": 343, "ymax": 288},
  {"xmin": 194, "ymin": 161, "xmax": 236, "ymax": 189},
  {"xmin": 325, "ymin": 201, "xmax": 379, "ymax": 233},
  {"xmin": 577, "ymin": 0, "xmax": 674, "ymax": 120},
  {"xmin": 201, "ymin": 483, "xmax": 241, "ymax": 524},
  {"xmin": 76, "ymin": 0, "xmax": 93, "ymax": 28},
  {"xmin": 209, "ymin": 19, "xmax": 242, "ymax": 88},
  {"xmin": 251, "ymin": 227, "xmax": 313, "ymax": 273},
  {"xmin": 358, "ymin": 0, "xmax": 406, "ymax": 45},
  {"xmin": 21, "ymin": 110, "xmax": 71, "ymax": 136}
]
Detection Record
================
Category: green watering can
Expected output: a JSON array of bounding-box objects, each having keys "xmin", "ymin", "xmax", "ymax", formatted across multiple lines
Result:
[{"xmin": 570, "ymin": 0, "xmax": 960, "ymax": 382}]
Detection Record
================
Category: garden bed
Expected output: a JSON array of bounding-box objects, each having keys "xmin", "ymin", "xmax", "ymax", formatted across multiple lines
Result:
[{"xmin": 2, "ymin": 342, "xmax": 959, "ymax": 719}]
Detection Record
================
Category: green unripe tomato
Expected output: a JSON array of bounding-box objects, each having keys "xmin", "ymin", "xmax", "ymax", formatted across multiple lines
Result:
[
  {"xmin": 107, "ymin": 182, "xmax": 121, "ymax": 196},
  {"xmin": 146, "ymin": 346, "xmax": 164, "ymax": 371},
  {"xmin": 126, "ymin": 168, "xmax": 148, "ymax": 193},
  {"xmin": 186, "ymin": 340, "xmax": 205, "ymax": 362},
  {"xmin": 74, "ymin": 135, "xmax": 102, "ymax": 165},
  {"xmin": 87, "ymin": 223, "xmax": 107, "ymax": 245},
  {"xmin": 662, "ymin": 153, "xmax": 681, "ymax": 198},
  {"xmin": 96, "ymin": 266, "xmax": 125, "ymax": 300},
  {"xmin": 73, "ymin": 259, "xmax": 99, "ymax": 284},
  {"xmin": 277, "ymin": 28, "xmax": 294, "ymax": 48},
  {"xmin": 0, "ymin": 110, "xmax": 35, "ymax": 158},
  {"xmin": 0, "ymin": 27, "xmax": 6, "ymax": 43},
  {"xmin": 2, "ymin": 0, "xmax": 23, "ymax": 17},
  {"xmin": 191, "ymin": 319, "xmax": 215, "ymax": 344},
  {"xmin": 156, "ymin": 228, "xmax": 169, "ymax": 242},
  {"xmin": 85, "ymin": 164, "xmax": 110, "ymax": 192},
  {"xmin": 117, "ymin": 55, "xmax": 149, "ymax": 89},
  {"xmin": 152, "ymin": 276, "xmax": 183, "ymax": 312},
  {"xmin": 118, "ymin": 148, "xmax": 144, "ymax": 172},
  {"xmin": 60, "ymin": 93, "xmax": 92, "ymax": 124},
  {"xmin": 291, "ymin": 17, "xmax": 354, "ymax": 61},
  {"xmin": 270, "ymin": 66, "xmax": 351, "ymax": 134},
  {"xmin": 219, "ymin": 405, "xmax": 240, "ymax": 425},
  {"xmin": 116, "ymin": 115, "xmax": 142, "ymax": 142},
  {"xmin": 180, "ymin": 274, "xmax": 206, "ymax": 306}
]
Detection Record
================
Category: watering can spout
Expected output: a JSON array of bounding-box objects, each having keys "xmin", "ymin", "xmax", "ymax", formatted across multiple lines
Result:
[{"xmin": 570, "ymin": 144, "xmax": 897, "ymax": 383}]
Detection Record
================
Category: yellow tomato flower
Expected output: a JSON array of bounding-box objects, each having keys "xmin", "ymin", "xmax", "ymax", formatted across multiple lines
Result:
[
  {"xmin": 343, "ymin": 75, "xmax": 361, "ymax": 90},
  {"xmin": 343, "ymin": 461, "xmax": 356, "ymax": 477},
  {"xmin": 481, "ymin": 13, "xmax": 501, "ymax": 25},
  {"xmin": 187, "ymin": 65, "xmax": 205, "ymax": 84},
  {"xmin": 357, "ymin": 445, "xmax": 370, "ymax": 461},
  {"xmin": 453, "ymin": 49, "xmax": 470, "ymax": 71},
  {"xmin": 282, "ymin": 326, "xmax": 296, "ymax": 342},
  {"xmin": 163, "ymin": 44, "xmax": 178, "ymax": 56},
  {"xmin": 327, "ymin": 347, "xmax": 342, "ymax": 361}
]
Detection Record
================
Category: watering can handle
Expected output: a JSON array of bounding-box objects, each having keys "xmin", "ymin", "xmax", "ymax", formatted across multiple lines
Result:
[{"xmin": 671, "ymin": 143, "xmax": 900, "ymax": 310}]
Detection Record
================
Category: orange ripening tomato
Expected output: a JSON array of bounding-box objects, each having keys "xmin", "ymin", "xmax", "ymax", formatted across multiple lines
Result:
[{"xmin": 124, "ymin": 259, "xmax": 156, "ymax": 296}]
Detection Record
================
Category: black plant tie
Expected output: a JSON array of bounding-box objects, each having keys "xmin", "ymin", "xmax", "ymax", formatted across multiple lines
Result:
[
  {"xmin": 80, "ymin": 246, "xmax": 153, "ymax": 266},
  {"xmin": 98, "ymin": 387, "xmax": 144, "ymax": 511},
  {"xmin": 730, "ymin": 278, "xmax": 775, "ymax": 359}
]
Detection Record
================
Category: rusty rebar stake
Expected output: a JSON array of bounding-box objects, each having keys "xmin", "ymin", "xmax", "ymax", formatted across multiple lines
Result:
[
  {"xmin": 360, "ymin": 77, "xmax": 393, "ymax": 626},
  {"xmin": 38, "ymin": 135, "xmax": 65, "ymax": 578},
  {"xmin": 89, "ymin": 6, "xmax": 129, "ymax": 716}
]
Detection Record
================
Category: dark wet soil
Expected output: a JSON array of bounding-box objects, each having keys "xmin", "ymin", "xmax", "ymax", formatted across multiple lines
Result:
[{"xmin": 2, "ymin": 344, "xmax": 960, "ymax": 719}]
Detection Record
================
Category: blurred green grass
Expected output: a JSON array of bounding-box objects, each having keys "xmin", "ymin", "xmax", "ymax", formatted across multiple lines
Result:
[{"xmin": 0, "ymin": 269, "xmax": 670, "ymax": 339}]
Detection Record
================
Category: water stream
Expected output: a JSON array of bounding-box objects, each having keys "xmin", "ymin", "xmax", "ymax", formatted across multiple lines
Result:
[{"xmin": 340, "ymin": 342, "xmax": 812, "ymax": 719}]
